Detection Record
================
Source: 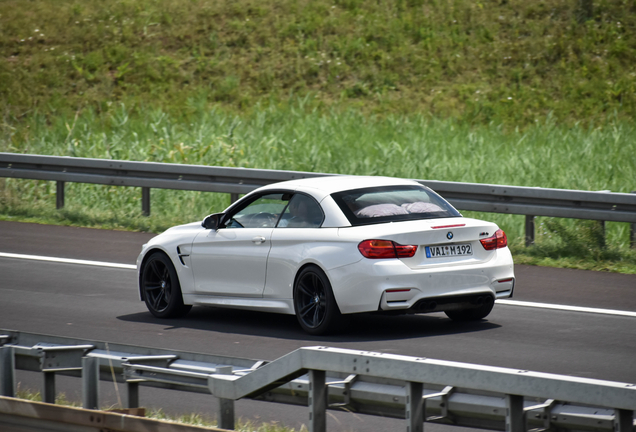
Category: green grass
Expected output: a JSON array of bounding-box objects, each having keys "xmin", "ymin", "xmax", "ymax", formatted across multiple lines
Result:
[
  {"xmin": 1, "ymin": 0, "xmax": 635, "ymax": 126},
  {"xmin": 3, "ymin": 103, "xmax": 635, "ymax": 193},
  {"xmin": 14, "ymin": 387, "xmax": 300, "ymax": 431},
  {"xmin": 509, "ymin": 218, "xmax": 636, "ymax": 274}
]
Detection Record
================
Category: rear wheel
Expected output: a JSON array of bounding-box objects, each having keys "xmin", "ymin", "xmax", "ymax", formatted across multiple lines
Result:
[
  {"xmin": 445, "ymin": 297, "xmax": 494, "ymax": 321},
  {"xmin": 293, "ymin": 266, "xmax": 341, "ymax": 335},
  {"xmin": 141, "ymin": 252, "xmax": 192, "ymax": 318}
]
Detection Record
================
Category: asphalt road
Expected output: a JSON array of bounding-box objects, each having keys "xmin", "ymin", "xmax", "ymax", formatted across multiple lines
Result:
[{"xmin": 1, "ymin": 221, "xmax": 635, "ymax": 431}]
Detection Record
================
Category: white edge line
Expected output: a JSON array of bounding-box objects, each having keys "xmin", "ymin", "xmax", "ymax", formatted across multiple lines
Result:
[
  {"xmin": 496, "ymin": 299, "xmax": 636, "ymax": 318},
  {"xmin": 0, "ymin": 252, "xmax": 136, "ymax": 270}
]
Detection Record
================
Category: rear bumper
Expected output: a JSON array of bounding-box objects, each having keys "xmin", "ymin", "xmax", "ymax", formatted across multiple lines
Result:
[
  {"xmin": 328, "ymin": 248, "xmax": 514, "ymax": 314},
  {"xmin": 380, "ymin": 291, "xmax": 503, "ymax": 315}
]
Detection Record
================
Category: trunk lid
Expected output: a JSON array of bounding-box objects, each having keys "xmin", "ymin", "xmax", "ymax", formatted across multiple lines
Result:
[{"xmin": 339, "ymin": 217, "xmax": 500, "ymax": 269}]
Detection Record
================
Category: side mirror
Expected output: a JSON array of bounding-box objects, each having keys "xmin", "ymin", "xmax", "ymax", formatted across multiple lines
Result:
[{"xmin": 202, "ymin": 213, "xmax": 224, "ymax": 230}]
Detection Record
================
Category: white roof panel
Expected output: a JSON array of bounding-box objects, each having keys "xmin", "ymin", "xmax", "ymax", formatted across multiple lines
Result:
[{"xmin": 259, "ymin": 175, "xmax": 420, "ymax": 197}]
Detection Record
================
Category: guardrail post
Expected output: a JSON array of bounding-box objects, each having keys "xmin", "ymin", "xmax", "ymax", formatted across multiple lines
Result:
[
  {"xmin": 43, "ymin": 371, "xmax": 56, "ymax": 403},
  {"xmin": 142, "ymin": 187, "xmax": 151, "ymax": 216},
  {"xmin": 598, "ymin": 221, "xmax": 606, "ymax": 248},
  {"xmin": 406, "ymin": 382, "xmax": 424, "ymax": 432},
  {"xmin": 38, "ymin": 344, "xmax": 94, "ymax": 404},
  {"xmin": 525, "ymin": 215, "xmax": 535, "ymax": 247},
  {"xmin": 230, "ymin": 193, "xmax": 239, "ymax": 204},
  {"xmin": 56, "ymin": 181, "xmax": 65, "ymax": 209},
  {"xmin": 82, "ymin": 356, "xmax": 100, "ymax": 409},
  {"xmin": 126, "ymin": 382, "xmax": 139, "ymax": 408},
  {"xmin": 216, "ymin": 366, "xmax": 235, "ymax": 430},
  {"xmin": 506, "ymin": 394, "xmax": 524, "ymax": 432},
  {"xmin": 631, "ymin": 192, "xmax": 636, "ymax": 249},
  {"xmin": 614, "ymin": 409, "xmax": 634, "ymax": 432},
  {"xmin": 0, "ymin": 346, "xmax": 16, "ymax": 397},
  {"xmin": 309, "ymin": 369, "xmax": 327, "ymax": 432}
]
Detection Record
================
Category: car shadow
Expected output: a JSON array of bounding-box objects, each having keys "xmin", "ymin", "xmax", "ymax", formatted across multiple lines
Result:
[{"xmin": 117, "ymin": 306, "xmax": 501, "ymax": 343}]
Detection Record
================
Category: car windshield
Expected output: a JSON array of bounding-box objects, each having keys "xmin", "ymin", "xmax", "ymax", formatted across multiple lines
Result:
[{"xmin": 331, "ymin": 185, "xmax": 461, "ymax": 226}]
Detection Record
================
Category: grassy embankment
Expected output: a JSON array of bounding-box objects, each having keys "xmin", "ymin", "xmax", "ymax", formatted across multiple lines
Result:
[
  {"xmin": 1, "ymin": 0, "xmax": 635, "ymax": 272},
  {"xmin": 15, "ymin": 387, "xmax": 294, "ymax": 431}
]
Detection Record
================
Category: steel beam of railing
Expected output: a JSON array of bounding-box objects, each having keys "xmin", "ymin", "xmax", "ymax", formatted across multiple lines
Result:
[
  {"xmin": 0, "ymin": 330, "xmax": 634, "ymax": 432},
  {"xmin": 0, "ymin": 152, "xmax": 328, "ymax": 196},
  {"xmin": 419, "ymin": 180, "xmax": 636, "ymax": 223},
  {"xmin": 1, "ymin": 152, "xmax": 636, "ymax": 246}
]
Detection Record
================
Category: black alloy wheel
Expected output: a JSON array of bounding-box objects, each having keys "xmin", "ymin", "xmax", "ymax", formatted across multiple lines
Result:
[
  {"xmin": 293, "ymin": 266, "xmax": 341, "ymax": 335},
  {"xmin": 141, "ymin": 252, "xmax": 192, "ymax": 318}
]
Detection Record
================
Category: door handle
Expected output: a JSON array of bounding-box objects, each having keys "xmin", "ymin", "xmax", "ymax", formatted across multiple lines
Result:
[{"xmin": 252, "ymin": 236, "xmax": 266, "ymax": 244}]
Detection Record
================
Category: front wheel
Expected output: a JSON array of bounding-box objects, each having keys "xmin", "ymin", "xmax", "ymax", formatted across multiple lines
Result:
[
  {"xmin": 140, "ymin": 252, "xmax": 192, "ymax": 318},
  {"xmin": 293, "ymin": 266, "xmax": 342, "ymax": 335},
  {"xmin": 445, "ymin": 297, "xmax": 494, "ymax": 321}
]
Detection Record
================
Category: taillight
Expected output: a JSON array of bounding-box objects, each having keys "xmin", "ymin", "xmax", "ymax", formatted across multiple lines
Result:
[
  {"xmin": 480, "ymin": 229, "xmax": 507, "ymax": 251},
  {"xmin": 358, "ymin": 240, "xmax": 418, "ymax": 259}
]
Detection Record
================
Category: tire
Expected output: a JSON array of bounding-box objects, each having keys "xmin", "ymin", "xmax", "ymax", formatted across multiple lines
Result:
[
  {"xmin": 444, "ymin": 297, "xmax": 494, "ymax": 321},
  {"xmin": 293, "ymin": 266, "xmax": 342, "ymax": 335},
  {"xmin": 140, "ymin": 252, "xmax": 192, "ymax": 319}
]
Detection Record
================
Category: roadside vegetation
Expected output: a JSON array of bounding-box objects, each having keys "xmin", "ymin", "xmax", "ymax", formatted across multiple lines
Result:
[
  {"xmin": 1, "ymin": 0, "xmax": 635, "ymax": 272},
  {"xmin": 15, "ymin": 387, "xmax": 299, "ymax": 431}
]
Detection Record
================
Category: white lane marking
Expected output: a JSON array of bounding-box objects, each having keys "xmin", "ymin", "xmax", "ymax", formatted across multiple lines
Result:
[
  {"xmin": 0, "ymin": 252, "xmax": 136, "ymax": 270},
  {"xmin": 497, "ymin": 299, "xmax": 636, "ymax": 318}
]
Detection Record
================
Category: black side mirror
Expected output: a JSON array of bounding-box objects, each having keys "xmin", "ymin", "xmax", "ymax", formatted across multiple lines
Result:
[{"xmin": 202, "ymin": 213, "xmax": 224, "ymax": 230}]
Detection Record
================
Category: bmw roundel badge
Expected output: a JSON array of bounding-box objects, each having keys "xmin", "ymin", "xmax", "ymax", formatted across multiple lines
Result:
[{"xmin": 447, "ymin": 232, "xmax": 454, "ymax": 240}]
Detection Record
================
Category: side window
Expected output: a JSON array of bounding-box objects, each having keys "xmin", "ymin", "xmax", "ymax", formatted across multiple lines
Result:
[
  {"xmin": 277, "ymin": 194, "xmax": 324, "ymax": 228},
  {"xmin": 225, "ymin": 193, "xmax": 288, "ymax": 228}
]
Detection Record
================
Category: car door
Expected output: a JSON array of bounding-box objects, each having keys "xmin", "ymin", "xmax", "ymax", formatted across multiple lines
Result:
[{"xmin": 190, "ymin": 193, "xmax": 289, "ymax": 297}]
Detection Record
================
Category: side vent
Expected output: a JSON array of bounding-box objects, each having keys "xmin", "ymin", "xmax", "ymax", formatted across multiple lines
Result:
[{"xmin": 176, "ymin": 246, "xmax": 189, "ymax": 266}]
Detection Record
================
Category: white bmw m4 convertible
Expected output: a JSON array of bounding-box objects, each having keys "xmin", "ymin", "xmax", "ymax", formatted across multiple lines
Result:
[{"xmin": 137, "ymin": 176, "xmax": 515, "ymax": 335}]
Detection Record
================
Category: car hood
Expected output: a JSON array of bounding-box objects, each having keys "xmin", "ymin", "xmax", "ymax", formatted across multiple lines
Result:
[
  {"xmin": 162, "ymin": 221, "xmax": 204, "ymax": 234},
  {"xmin": 145, "ymin": 221, "xmax": 205, "ymax": 248}
]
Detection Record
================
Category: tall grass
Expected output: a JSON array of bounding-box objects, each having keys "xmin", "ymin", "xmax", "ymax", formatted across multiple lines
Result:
[
  {"xmin": 15, "ymin": 387, "xmax": 298, "ymax": 431},
  {"xmin": 4, "ymin": 102, "xmax": 636, "ymax": 193}
]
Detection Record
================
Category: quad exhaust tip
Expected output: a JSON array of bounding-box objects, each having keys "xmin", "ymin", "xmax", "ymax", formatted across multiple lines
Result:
[
  {"xmin": 418, "ymin": 301, "xmax": 437, "ymax": 311},
  {"xmin": 474, "ymin": 295, "xmax": 494, "ymax": 306}
]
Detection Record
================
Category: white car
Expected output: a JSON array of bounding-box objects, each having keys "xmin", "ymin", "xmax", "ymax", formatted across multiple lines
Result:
[{"xmin": 137, "ymin": 176, "xmax": 515, "ymax": 335}]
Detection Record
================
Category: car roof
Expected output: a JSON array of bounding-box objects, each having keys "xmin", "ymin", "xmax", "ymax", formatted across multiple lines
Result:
[{"xmin": 258, "ymin": 175, "xmax": 422, "ymax": 196}]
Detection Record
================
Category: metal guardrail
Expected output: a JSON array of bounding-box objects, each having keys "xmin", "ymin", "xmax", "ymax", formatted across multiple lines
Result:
[
  {"xmin": 1, "ymin": 330, "xmax": 634, "ymax": 432},
  {"xmin": 1, "ymin": 152, "xmax": 636, "ymax": 246}
]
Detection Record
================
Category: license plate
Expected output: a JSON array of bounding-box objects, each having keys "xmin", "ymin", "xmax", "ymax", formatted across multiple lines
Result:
[{"xmin": 425, "ymin": 244, "xmax": 472, "ymax": 258}]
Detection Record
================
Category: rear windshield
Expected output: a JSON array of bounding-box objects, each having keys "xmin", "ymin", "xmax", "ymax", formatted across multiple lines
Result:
[{"xmin": 331, "ymin": 185, "xmax": 461, "ymax": 226}]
